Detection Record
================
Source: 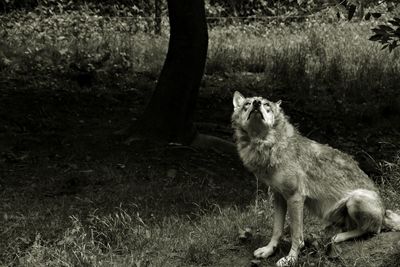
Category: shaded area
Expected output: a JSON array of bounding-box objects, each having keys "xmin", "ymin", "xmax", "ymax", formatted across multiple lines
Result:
[
  {"xmin": 136, "ymin": 0, "xmax": 208, "ymax": 144},
  {"xmin": 0, "ymin": 75, "xmax": 399, "ymax": 265},
  {"xmin": 0, "ymin": 84, "xmax": 255, "ymax": 265}
]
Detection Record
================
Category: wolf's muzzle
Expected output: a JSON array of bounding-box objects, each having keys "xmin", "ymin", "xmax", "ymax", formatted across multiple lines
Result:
[{"xmin": 248, "ymin": 101, "xmax": 264, "ymax": 121}]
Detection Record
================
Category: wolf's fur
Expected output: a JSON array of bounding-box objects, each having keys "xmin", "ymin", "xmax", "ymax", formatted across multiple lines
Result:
[{"xmin": 231, "ymin": 91, "xmax": 400, "ymax": 266}]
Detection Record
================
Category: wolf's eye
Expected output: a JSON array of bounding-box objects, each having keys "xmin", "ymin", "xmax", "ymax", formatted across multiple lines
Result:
[{"xmin": 242, "ymin": 102, "xmax": 250, "ymax": 111}]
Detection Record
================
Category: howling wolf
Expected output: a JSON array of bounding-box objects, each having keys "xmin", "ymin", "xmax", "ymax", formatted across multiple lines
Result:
[{"xmin": 231, "ymin": 91, "xmax": 400, "ymax": 266}]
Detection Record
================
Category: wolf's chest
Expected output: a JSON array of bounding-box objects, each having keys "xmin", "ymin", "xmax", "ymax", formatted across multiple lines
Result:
[
  {"xmin": 255, "ymin": 168, "xmax": 301, "ymax": 197},
  {"xmin": 239, "ymin": 144, "xmax": 273, "ymax": 173}
]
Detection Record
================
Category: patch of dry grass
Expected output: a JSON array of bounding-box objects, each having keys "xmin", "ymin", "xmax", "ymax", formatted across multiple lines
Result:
[{"xmin": 379, "ymin": 153, "xmax": 400, "ymax": 211}]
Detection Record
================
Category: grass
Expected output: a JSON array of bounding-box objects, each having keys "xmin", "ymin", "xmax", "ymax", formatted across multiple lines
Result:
[
  {"xmin": 3, "ymin": 149, "xmax": 400, "ymax": 267},
  {"xmin": 2, "ymin": 10, "xmax": 400, "ymax": 85},
  {"xmin": 379, "ymin": 153, "xmax": 400, "ymax": 209},
  {"xmin": 0, "ymin": 132, "xmax": 263, "ymax": 266},
  {"xmin": 206, "ymin": 20, "xmax": 400, "ymax": 121},
  {"xmin": 17, "ymin": 206, "xmax": 266, "ymax": 266},
  {"xmin": 0, "ymin": 87, "xmax": 399, "ymax": 266},
  {"xmin": 1, "ymin": 9, "xmax": 400, "ymax": 122}
]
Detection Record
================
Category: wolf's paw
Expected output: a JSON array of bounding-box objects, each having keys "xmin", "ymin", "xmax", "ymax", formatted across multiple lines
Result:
[
  {"xmin": 253, "ymin": 245, "xmax": 276, "ymax": 258},
  {"xmin": 276, "ymin": 255, "xmax": 297, "ymax": 267},
  {"xmin": 384, "ymin": 210, "xmax": 400, "ymax": 231}
]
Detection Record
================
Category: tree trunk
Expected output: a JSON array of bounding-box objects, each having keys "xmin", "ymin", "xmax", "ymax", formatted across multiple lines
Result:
[
  {"xmin": 138, "ymin": 0, "xmax": 208, "ymax": 145},
  {"xmin": 154, "ymin": 0, "xmax": 162, "ymax": 35}
]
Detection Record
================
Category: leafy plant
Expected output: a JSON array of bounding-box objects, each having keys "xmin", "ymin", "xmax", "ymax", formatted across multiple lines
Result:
[{"xmin": 370, "ymin": 18, "xmax": 400, "ymax": 52}]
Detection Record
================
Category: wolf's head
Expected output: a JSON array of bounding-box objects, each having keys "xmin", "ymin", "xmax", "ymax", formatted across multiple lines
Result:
[{"xmin": 231, "ymin": 91, "xmax": 283, "ymax": 139}]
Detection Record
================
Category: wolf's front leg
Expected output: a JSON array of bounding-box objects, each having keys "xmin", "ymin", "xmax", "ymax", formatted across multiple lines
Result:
[
  {"xmin": 254, "ymin": 192, "xmax": 287, "ymax": 258},
  {"xmin": 276, "ymin": 194, "xmax": 305, "ymax": 267}
]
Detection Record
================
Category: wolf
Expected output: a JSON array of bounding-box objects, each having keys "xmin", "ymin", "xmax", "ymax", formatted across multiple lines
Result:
[{"xmin": 231, "ymin": 91, "xmax": 400, "ymax": 266}]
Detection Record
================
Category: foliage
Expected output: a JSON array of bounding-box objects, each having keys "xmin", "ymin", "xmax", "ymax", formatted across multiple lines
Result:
[
  {"xmin": 1, "ymin": 7, "xmax": 400, "ymax": 115},
  {"xmin": 0, "ymin": 7, "xmax": 167, "ymax": 83},
  {"xmin": 1, "ymin": 0, "xmax": 397, "ymax": 19},
  {"xmin": 0, "ymin": 0, "xmax": 165, "ymax": 15},
  {"xmin": 370, "ymin": 17, "xmax": 400, "ymax": 51}
]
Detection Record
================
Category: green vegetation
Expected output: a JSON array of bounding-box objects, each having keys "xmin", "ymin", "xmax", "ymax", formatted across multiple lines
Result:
[
  {"xmin": 18, "ymin": 205, "xmax": 270, "ymax": 266},
  {"xmin": 2, "ymin": 143, "xmax": 399, "ymax": 266},
  {"xmin": 370, "ymin": 18, "xmax": 400, "ymax": 51},
  {"xmin": 1, "ymin": 8, "xmax": 399, "ymax": 119}
]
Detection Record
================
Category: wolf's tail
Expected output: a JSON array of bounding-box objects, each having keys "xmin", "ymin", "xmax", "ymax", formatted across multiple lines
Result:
[{"xmin": 383, "ymin": 210, "xmax": 400, "ymax": 231}]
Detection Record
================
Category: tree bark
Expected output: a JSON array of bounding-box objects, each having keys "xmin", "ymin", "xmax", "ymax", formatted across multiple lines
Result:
[
  {"xmin": 138, "ymin": 0, "xmax": 208, "ymax": 145},
  {"xmin": 154, "ymin": 0, "xmax": 162, "ymax": 35}
]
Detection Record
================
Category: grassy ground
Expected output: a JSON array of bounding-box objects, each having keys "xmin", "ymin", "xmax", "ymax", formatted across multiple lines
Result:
[
  {"xmin": 0, "ymin": 83, "xmax": 399, "ymax": 267},
  {"xmin": 1, "ymin": 10, "xmax": 400, "ymax": 124},
  {"xmin": 1, "ymin": 7, "xmax": 400, "ymax": 267}
]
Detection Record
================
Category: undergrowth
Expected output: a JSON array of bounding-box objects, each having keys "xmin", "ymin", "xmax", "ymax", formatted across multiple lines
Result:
[
  {"xmin": 1, "ymin": 9, "xmax": 400, "ymax": 93},
  {"xmin": 1, "ymin": 8, "xmax": 399, "ymax": 121},
  {"xmin": 379, "ymin": 153, "xmax": 400, "ymax": 211},
  {"xmin": 11, "ymin": 154, "xmax": 400, "ymax": 267},
  {"xmin": 16, "ymin": 205, "xmax": 271, "ymax": 267}
]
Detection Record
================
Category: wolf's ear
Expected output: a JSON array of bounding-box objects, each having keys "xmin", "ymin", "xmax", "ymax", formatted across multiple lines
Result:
[
  {"xmin": 276, "ymin": 100, "xmax": 282, "ymax": 108},
  {"xmin": 233, "ymin": 91, "xmax": 245, "ymax": 108}
]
